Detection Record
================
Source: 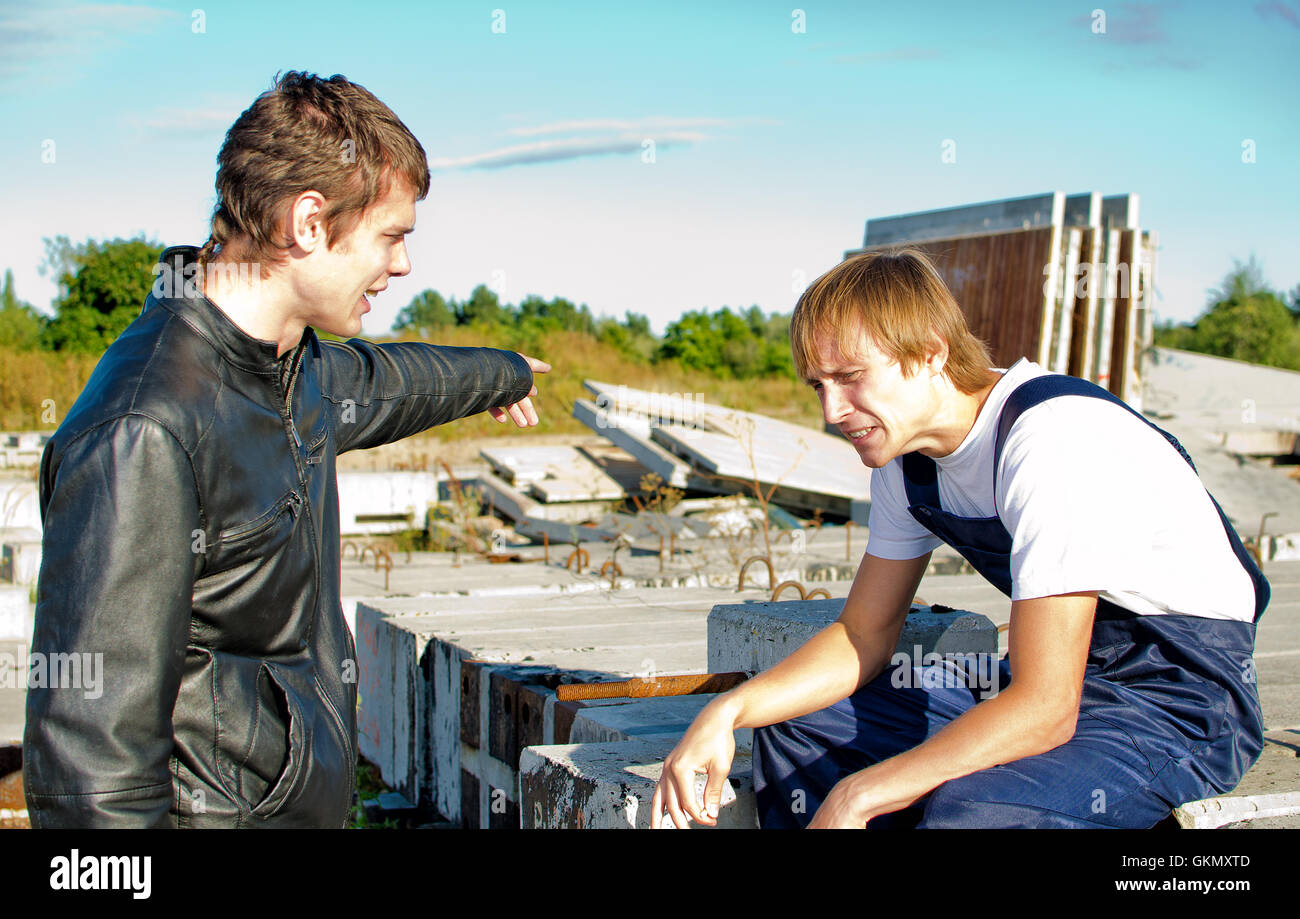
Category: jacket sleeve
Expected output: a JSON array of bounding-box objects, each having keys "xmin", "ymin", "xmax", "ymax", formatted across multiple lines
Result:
[
  {"xmin": 317, "ymin": 339, "xmax": 535, "ymax": 454},
  {"xmin": 23, "ymin": 414, "xmax": 200, "ymax": 828}
]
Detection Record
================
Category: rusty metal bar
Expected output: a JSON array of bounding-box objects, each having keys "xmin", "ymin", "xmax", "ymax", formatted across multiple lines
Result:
[{"xmin": 556, "ymin": 672, "xmax": 750, "ymax": 702}]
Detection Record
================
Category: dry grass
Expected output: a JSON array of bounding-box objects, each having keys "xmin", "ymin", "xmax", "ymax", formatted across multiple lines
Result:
[
  {"xmin": 0, "ymin": 330, "xmax": 825, "ymax": 439},
  {"xmin": 0, "ymin": 347, "xmax": 99, "ymax": 430},
  {"xmin": 387, "ymin": 327, "xmax": 824, "ymax": 440}
]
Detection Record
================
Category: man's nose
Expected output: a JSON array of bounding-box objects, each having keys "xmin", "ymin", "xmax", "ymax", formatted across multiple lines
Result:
[
  {"xmin": 821, "ymin": 384, "xmax": 850, "ymax": 425},
  {"xmin": 390, "ymin": 241, "xmax": 412, "ymax": 277}
]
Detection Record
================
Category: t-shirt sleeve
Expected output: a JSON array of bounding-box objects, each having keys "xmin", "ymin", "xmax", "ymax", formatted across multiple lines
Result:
[
  {"xmin": 997, "ymin": 399, "xmax": 1162, "ymax": 601},
  {"xmin": 866, "ymin": 460, "xmax": 943, "ymax": 560}
]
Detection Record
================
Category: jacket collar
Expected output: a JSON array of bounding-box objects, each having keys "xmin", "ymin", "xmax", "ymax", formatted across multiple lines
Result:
[{"xmin": 147, "ymin": 245, "xmax": 298, "ymax": 375}]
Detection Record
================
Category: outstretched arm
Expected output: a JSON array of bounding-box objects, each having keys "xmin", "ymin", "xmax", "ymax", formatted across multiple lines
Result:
[{"xmin": 319, "ymin": 339, "xmax": 546, "ymax": 452}]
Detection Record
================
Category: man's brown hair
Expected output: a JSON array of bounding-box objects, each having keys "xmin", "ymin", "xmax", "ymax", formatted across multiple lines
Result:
[
  {"xmin": 197, "ymin": 71, "xmax": 430, "ymax": 268},
  {"xmin": 789, "ymin": 249, "xmax": 993, "ymax": 394}
]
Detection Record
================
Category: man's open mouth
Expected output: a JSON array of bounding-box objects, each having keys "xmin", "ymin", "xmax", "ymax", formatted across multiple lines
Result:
[{"xmin": 846, "ymin": 426, "xmax": 876, "ymax": 440}]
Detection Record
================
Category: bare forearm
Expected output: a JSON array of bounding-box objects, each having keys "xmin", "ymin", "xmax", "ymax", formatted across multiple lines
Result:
[
  {"xmin": 844, "ymin": 686, "xmax": 1074, "ymax": 816},
  {"xmin": 713, "ymin": 552, "xmax": 927, "ymax": 733},
  {"xmin": 712, "ymin": 620, "xmax": 895, "ymax": 732}
]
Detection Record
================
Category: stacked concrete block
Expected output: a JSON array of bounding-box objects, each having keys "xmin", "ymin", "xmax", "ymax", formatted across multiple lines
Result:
[
  {"xmin": 354, "ymin": 585, "xmax": 772, "ymax": 827},
  {"xmin": 516, "ymin": 597, "xmax": 997, "ymax": 829}
]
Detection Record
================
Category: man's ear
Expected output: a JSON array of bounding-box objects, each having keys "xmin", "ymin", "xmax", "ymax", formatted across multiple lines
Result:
[
  {"xmin": 925, "ymin": 332, "xmax": 950, "ymax": 378},
  {"xmin": 288, "ymin": 190, "xmax": 327, "ymax": 254}
]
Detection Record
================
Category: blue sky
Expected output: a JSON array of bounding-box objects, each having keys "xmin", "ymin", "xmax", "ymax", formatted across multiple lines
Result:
[{"xmin": 1, "ymin": 0, "xmax": 1297, "ymax": 335}]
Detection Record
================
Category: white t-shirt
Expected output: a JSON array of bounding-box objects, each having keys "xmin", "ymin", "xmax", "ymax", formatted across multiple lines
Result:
[{"xmin": 866, "ymin": 359, "xmax": 1257, "ymax": 622}]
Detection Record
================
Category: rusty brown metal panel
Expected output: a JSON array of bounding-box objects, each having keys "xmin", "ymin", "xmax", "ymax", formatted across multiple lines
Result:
[
  {"xmin": 858, "ymin": 227, "xmax": 1057, "ymax": 370},
  {"xmin": 1068, "ymin": 228, "xmax": 1097, "ymax": 379},
  {"xmin": 1108, "ymin": 230, "xmax": 1138, "ymax": 399}
]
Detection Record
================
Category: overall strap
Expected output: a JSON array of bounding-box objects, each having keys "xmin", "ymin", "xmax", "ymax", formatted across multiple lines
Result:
[
  {"xmin": 902, "ymin": 451, "xmax": 940, "ymax": 508},
  {"xmin": 992, "ymin": 373, "xmax": 1269, "ymax": 623}
]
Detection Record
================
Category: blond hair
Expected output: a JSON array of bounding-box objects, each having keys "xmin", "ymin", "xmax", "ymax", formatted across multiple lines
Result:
[{"xmin": 790, "ymin": 248, "xmax": 993, "ymax": 393}]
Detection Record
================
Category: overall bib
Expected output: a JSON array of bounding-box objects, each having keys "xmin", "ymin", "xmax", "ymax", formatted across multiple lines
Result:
[{"xmin": 753, "ymin": 374, "xmax": 1268, "ymax": 828}]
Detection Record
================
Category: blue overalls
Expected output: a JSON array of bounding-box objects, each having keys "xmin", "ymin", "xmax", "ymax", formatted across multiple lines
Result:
[{"xmin": 752, "ymin": 374, "xmax": 1269, "ymax": 828}]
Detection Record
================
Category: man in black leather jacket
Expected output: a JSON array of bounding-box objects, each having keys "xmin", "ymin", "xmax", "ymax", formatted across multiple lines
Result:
[{"xmin": 23, "ymin": 72, "xmax": 546, "ymax": 827}]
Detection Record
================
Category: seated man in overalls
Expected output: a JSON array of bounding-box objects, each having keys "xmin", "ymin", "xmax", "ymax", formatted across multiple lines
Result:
[{"xmin": 650, "ymin": 248, "xmax": 1267, "ymax": 829}]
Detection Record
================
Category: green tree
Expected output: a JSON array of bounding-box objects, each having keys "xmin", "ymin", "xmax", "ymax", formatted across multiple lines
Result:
[
  {"xmin": 596, "ymin": 311, "xmax": 657, "ymax": 361},
  {"xmin": 0, "ymin": 269, "xmax": 45, "ymax": 351},
  {"xmin": 1190, "ymin": 292, "xmax": 1299, "ymax": 369},
  {"xmin": 659, "ymin": 306, "xmax": 795, "ymax": 379},
  {"xmin": 393, "ymin": 289, "xmax": 455, "ymax": 336},
  {"xmin": 40, "ymin": 235, "xmax": 163, "ymax": 353},
  {"xmin": 458, "ymin": 284, "xmax": 504, "ymax": 326}
]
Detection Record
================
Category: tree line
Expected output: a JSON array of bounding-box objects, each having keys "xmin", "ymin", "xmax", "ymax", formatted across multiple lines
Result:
[{"xmin": 3, "ymin": 235, "xmax": 1297, "ymax": 377}]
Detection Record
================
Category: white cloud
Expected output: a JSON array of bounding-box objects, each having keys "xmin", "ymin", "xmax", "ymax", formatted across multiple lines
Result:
[
  {"xmin": 507, "ymin": 117, "xmax": 759, "ymax": 137},
  {"xmin": 0, "ymin": 2, "xmax": 178, "ymax": 82},
  {"xmin": 428, "ymin": 131, "xmax": 706, "ymax": 170},
  {"xmin": 431, "ymin": 115, "xmax": 777, "ymax": 171}
]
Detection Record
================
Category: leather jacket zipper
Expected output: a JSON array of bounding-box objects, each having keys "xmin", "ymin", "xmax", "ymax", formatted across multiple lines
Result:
[{"xmin": 284, "ymin": 341, "xmax": 306, "ymax": 456}]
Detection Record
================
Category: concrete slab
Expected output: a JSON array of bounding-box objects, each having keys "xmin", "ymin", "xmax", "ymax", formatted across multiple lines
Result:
[
  {"xmin": 1144, "ymin": 347, "xmax": 1300, "ymax": 436},
  {"xmin": 519, "ymin": 739, "xmax": 758, "ymax": 829},
  {"xmin": 582, "ymin": 381, "xmax": 872, "ymax": 523},
  {"xmin": 0, "ymin": 478, "xmax": 39, "ymax": 531},
  {"xmin": 707, "ymin": 598, "xmax": 998, "ymax": 675},
  {"xmin": 573, "ymin": 398, "xmax": 701, "ymax": 491},
  {"xmin": 566, "ymin": 694, "xmax": 754, "ymax": 751},
  {"xmin": 337, "ymin": 471, "xmax": 438, "ymax": 536},
  {"xmin": 480, "ymin": 445, "xmax": 627, "ymax": 502}
]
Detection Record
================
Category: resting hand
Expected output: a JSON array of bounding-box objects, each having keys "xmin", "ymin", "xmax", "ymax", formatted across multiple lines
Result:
[
  {"xmin": 807, "ymin": 771, "xmax": 878, "ymax": 829},
  {"xmin": 650, "ymin": 703, "xmax": 737, "ymax": 829},
  {"xmin": 488, "ymin": 353, "xmax": 550, "ymax": 427}
]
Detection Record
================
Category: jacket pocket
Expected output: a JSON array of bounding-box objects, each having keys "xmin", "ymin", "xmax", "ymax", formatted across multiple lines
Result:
[
  {"xmin": 240, "ymin": 660, "xmax": 353, "ymax": 826},
  {"xmin": 245, "ymin": 663, "xmax": 307, "ymax": 819},
  {"xmin": 214, "ymin": 490, "xmax": 301, "ymax": 569}
]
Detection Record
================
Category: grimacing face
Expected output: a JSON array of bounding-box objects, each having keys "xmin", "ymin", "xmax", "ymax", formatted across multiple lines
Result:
[{"xmin": 806, "ymin": 329, "xmax": 947, "ymax": 468}]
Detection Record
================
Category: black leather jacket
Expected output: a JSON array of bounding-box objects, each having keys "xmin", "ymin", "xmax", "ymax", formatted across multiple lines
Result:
[{"xmin": 24, "ymin": 246, "xmax": 533, "ymax": 827}]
